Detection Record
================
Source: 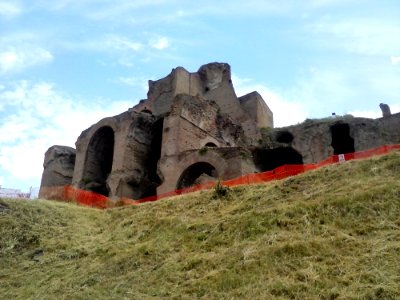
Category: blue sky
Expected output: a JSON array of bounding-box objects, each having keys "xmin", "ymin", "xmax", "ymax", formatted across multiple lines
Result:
[{"xmin": 0, "ymin": 0, "xmax": 399, "ymax": 192}]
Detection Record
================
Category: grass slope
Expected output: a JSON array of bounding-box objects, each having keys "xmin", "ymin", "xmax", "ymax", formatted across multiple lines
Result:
[{"xmin": 1, "ymin": 152, "xmax": 400, "ymax": 299}]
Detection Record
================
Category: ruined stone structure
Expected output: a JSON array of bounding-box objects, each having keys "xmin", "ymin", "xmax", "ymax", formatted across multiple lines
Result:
[
  {"xmin": 39, "ymin": 62, "xmax": 400, "ymax": 200},
  {"xmin": 380, "ymin": 103, "xmax": 392, "ymax": 117},
  {"xmin": 257, "ymin": 115, "xmax": 400, "ymax": 170}
]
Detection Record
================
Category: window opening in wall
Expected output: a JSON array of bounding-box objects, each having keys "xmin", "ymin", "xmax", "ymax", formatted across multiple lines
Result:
[
  {"xmin": 205, "ymin": 142, "xmax": 217, "ymax": 147},
  {"xmin": 177, "ymin": 162, "xmax": 218, "ymax": 190},
  {"xmin": 82, "ymin": 126, "xmax": 114, "ymax": 196},
  {"xmin": 253, "ymin": 147, "xmax": 303, "ymax": 172},
  {"xmin": 330, "ymin": 123, "xmax": 355, "ymax": 154}
]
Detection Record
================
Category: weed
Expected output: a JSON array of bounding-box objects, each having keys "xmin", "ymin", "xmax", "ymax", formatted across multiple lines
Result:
[
  {"xmin": 212, "ymin": 179, "xmax": 230, "ymax": 198},
  {"xmin": 198, "ymin": 146, "xmax": 208, "ymax": 155}
]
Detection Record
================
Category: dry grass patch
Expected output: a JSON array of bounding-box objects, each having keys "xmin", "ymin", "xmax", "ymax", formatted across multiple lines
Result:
[{"xmin": 1, "ymin": 152, "xmax": 400, "ymax": 299}]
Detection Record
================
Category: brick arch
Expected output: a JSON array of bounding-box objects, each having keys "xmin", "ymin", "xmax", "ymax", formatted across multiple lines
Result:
[
  {"xmin": 74, "ymin": 116, "xmax": 121, "ymax": 192},
  {"xmin": 82, "ymin": 126, "xmax": 115, "ymax": 196},
  {"xmin": 176, "ymin": 162, "xmax": 218, "ymax": 189},
  {"xmin": 172, "ymin": 150, "xmax": 229, "ymax": 190},
  {"xmin": 77, "ymin": 117, "xmax": 119, "ymax": 150},
  {"xmin": 204, "ymin": 142, "xmax": 217, "ymax": 148},
  {"xmin": 201, "ymin": 137, "xmax": 220, "ymax": 148}
]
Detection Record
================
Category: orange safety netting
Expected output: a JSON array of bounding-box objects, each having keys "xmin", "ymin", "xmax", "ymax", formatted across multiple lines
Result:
[{"xmin": 42, "ymin": 144, "xmax": 400, "ymax": 208}]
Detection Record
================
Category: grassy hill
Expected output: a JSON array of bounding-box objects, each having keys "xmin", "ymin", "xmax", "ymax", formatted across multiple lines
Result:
[{"xmin": 1, "ymin": 152, "xmax": 400, "ymax": 300}]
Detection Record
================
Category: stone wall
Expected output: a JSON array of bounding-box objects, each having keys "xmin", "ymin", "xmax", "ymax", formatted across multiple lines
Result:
[
  {"xmin": 40, "ymin": 62, "xmax": 400, "ymax": 203},
  {"xmin": 38, "ymin": 62, "xmax": 270, "ymax": 200},
  {"xmin": 39, "ymin": 145, "xmax": 75, "ymax": 199},
  {"xmin": 260, "ymin": 114, "xmax": 400, "ymax": 165},
  {"xmin": 239, "ymin": 91, "xmax": 273, "ymax": 128}
]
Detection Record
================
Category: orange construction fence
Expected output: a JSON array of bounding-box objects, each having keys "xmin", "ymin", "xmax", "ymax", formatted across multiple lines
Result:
[{"xmin": 42, "ymin": 144, "xmax": 400, "ymax": 209}]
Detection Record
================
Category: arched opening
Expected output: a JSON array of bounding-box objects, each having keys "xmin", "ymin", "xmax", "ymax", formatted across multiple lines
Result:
[
  {"xmin": 276, "ymin": 131, "xmax": 294, "ymax": 144},
  {"xmin": 142, "ymin": 118, "xmax": 164, "ymax": 197},
  {"xmin": 82, "ymin": 126, "xmax": 114, "ymax": 196},
  {"xmin": 177, "ymin": 162, "xmax": 218, "ymax": 190},
  {"xmin": 205, "ymin": 142, "xmax": 217, "ymax": 147},
  {"xmin": 253, "ymin": 147, "xmax": 303, "ymax": 172},
  {"xmin": 330, "ymin": 123, "xmax": 355, "ymax": 154}
]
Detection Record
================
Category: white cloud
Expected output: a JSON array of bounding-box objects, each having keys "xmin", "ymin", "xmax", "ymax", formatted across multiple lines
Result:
[
  {"xmin": 0, "ymin": 47, "xmax": 53, "ymax": 74},
  {"xmin": 150, "ymin": 36, "xmax": 170, "ymax": 50},
  {"xmin": 0, "ymin": 1, "xmax": 22, "ymax": 19},
  {"xmin": 117, "ymin": 76, "xmax": 148, "ymax": 90},
  {"xmin": 105, "ymin": 35, "xmax": 143, "ymax": 52},
  {"xmin": 232, "ymin": 75, "xmax": 308, "ymax": 127},
  {"xmin": 309, "ymin": 18, "xmax": 400, "ymax": 56},
  {"xmin": 349, "ymin": 104, "xmax": 400, "ymax": 119},
  {"xmin": 309, "ymin": 0, "xmax": 358, "ymax": 8},
  {"xmin": 348, "ymin": 110, "xmax": 381, "ymax": 119},
  {"xmin": 391, "ymin": 56, "xmax": 400, "ymax": 65},
  {"xmin": 0, "ymin": 80, "xmax": 135, "ymax": 189},
  {"xmin": 83, "ymin": 0, "xmax": 171, "ymax": 21},
  {"xmin": 234, "ymin": 62, "xmax": 399, "ymax": 127}
]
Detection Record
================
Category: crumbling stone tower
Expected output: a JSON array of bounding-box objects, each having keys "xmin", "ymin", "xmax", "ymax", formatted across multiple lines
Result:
[{"xmin": 40, "ymin": 63, "xmax": 273, "ymax": 200}]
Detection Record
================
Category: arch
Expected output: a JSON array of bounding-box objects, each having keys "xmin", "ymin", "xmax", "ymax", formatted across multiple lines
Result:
[
  {"xmin": 176, "ymin": 162, "xmax": 218, "ymax": 190},
  {"xmin": 330, "ymin": 123, "xmax": 355, "ymax": 154},
  {"xmin": 276, "ymin": 131, "xmax": 294, "ymax": 144},
  {"xmin": 253, "ymin": 147, "xmax": 303, "ymax": 172},
  {"xmin": 82, "ymin": 126, "xmax": 115, "ymax": 196},
  {"xmin": 205, "ymin": 142, "xmax": 217, "ymax": 147}
]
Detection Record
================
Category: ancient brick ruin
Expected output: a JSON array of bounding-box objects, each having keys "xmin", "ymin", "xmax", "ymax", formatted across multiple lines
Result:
[{"xmin": 39, "ymin": 62, "xmax": 400, "ymax": 200}]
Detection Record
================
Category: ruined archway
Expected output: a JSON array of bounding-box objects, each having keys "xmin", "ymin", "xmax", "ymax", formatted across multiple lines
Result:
[
  {"xmin": 253, "ymin": 147, "xmax": 303, "ymax": 172},
  {"xmin": 82, "ymin": 126, "xmax": 114, "ymax": 196},
  {"xmin": 330, "ymin": 123, "xmax": 355, "ymax": 155},
  {"xmin": 142, "ymin": 118, "xmax": 164, "ymax": 197},
  {"xmin": 177, "ymin": 162, "xmax": 218, "ymax": 190}
]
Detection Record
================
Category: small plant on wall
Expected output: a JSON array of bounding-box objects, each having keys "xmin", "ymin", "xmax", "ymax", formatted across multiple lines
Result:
[{"xmin": 199, "ymin": 146, "xmax": 208, "ymax": 155}]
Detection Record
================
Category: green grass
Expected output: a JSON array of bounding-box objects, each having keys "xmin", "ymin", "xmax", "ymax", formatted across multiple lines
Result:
[{"xmin": 1, "ymin": 152, "xmax": 400, "ymax": 299}]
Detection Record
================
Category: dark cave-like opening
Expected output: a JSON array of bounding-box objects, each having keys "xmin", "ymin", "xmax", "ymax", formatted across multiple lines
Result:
[
  {"xmin": 253, "ymin": 147, "xmax": 303, "ymax": 172},
  {"xmin": 82, "ymin": 126, "xmax": 114, "ymax": 196},
  {"xmin": 142, "ymin": 118, "xmax": 164, "ymax": 197},
  {"xmin": 276, "ymin": 131, "xmax": 294, "ymax": 144},
  {"xmin": 177, "ymin": 162, "xmax": 218, "ymax": 190},
  {"xmin": 205, "ymin": 142, "xmax": 217, "ymax": 147},
  {"xmin": 330, "ymin": 123, "xmax": 355, "ymax": 155}
]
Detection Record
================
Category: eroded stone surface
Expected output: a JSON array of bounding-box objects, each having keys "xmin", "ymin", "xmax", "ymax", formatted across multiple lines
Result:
[
  {"xmin": 380, "ymin": 103, "xmax": 392, "ymax": 117},
  {"xmin": 39, "ymin": 62, "xmax": 400, "ymax": 201},
  {"xmin": 259, "ymin": 114, "xmax": 400, "ymax": 165},
  {"xmin": 39, "ymin": 145, "xmax": 75, "ymax": 198}
]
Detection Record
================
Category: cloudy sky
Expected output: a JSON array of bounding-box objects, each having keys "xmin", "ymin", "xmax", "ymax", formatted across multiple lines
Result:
[{"xmin": 0, "ymin": 0, "xmax": 399, "ymax": 192}]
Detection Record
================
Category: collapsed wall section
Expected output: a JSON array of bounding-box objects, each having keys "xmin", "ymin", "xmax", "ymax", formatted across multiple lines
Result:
[
  {"xmin": 39, "ymin": 145, "xmax": 76, "ymax": 199},
  {"xmin": 259, "ymin": 113, "xmax": 400, "ymax": 165},
  {"xmin": 239, "ymin": 91, "xmax": 273, "ymax": 128},
  {"xmin": 111, "ymin": 113, "xmax": 164, "ymax": 199},
  {"xmin": 134, "ymin": 63, "xmax": 270, "ymax": 145},
  {"xmin": 71, "ymin": 111, "xmax": 163, "ymax": 200}
]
